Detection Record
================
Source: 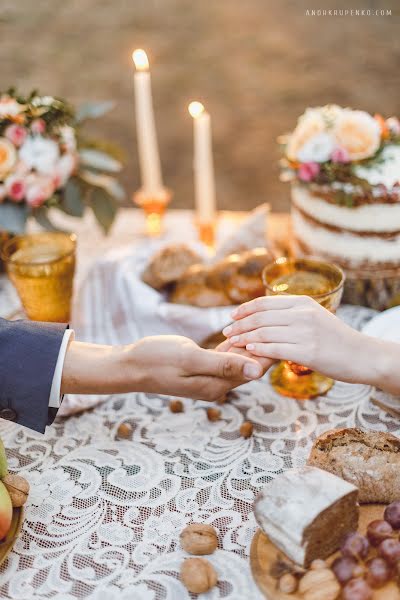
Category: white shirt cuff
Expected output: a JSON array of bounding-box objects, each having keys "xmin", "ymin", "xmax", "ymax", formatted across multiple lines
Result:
[{"xmin": 48, "ymin": 329, "xmax": 75, "ymax": 408}]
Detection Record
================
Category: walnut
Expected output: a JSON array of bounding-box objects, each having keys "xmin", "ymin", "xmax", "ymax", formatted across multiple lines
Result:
[
  {"xmin": 298, "ymin": 568, "xmax": 340, "ymax": 600},
  {"xmin": 117, "ymin": 423, "xmax": 132, "ymax": 439},
  {"xmin": 180, "ymin": 557, "xmax": 217, "ymax": 593},
  {"xmin": 207, "ymin": 408, "xmax": 221, "ymax": 422},
  {"xmin": 2, "ymin": 473, "xmax": 29, "ymax": 507},
  {"xmin": 240, "ymin": 421, "xmax": 253, "ymax": 438},
  {"xmin": 169, "ymin": 399, "xmax": 184, "ymax": 413},
  {"xmin": 279, "ymin": 573, "xmax": 298, "ymax": 594},
  {"xmin": 180, "ymin": 523, "xmax": 218, "ymax": 555}
]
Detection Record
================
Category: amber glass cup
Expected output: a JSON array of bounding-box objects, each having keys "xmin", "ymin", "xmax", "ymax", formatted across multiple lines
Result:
[
  {"xmin": 262, "ymin": 257, "xmax": 345, "ymax": 400},
  {"xmin": 2, "ymin": 232, "xmax": 76, "ymax": 322}
]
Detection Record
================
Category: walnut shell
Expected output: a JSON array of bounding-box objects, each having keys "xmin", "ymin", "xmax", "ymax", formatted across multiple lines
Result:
[
  {"xmin": 2, "ymin": 473, "xmax": 29, "ymax": 507},
  {"xmin": 240, "ymin": 421, "xmax": 253, "ymax": 438},
  {"xmin": 180, "ymin": 557, "xmax": 217, "ymax": 593},
  {"xmin": 207, "ymin": 408, "xmax": 221, "ymax": 422},
  {"xmin": 117, "ymin": 423, "xmax": 132, "ymax": 439},
  {"xmin": 180, "ymin": 523, "xmax": 218, "ymax": 555},
  {"xmin": 298, "ymin": 568, "xmax": 340, "ymax": 600},
  {"xmin": 169, "ymin": 400, "xmax": 184, "ymax": 413}
]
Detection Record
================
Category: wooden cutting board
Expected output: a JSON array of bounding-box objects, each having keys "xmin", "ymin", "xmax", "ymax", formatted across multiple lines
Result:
[{"xmin": 250, "ymin": 504, "xmax": 400, "ymax": 599}]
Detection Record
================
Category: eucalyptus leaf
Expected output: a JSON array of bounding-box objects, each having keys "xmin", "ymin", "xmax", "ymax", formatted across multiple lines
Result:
[
  {"xmin": 79, "ymin": 149, "xmax": 122, "ymax": 173},
  {"xmin": 0, "ymin": 203, "xmax": 28, "ymax": 234},
  {"xmin": 90, "ymin": 188, "xmax": 117, "ymax": 234},
  {"xmin": 62, "ymin": 179, "xmax": 84, "ymax": 217},
  {"xmin": 76, "ymin": 101, "xmax": 115, "ymax": 122},
  {"xmin": 79, "ymin": 170, "xmax": 125, "ymax": 201},
  {"xmin": 32, "ymin": 207, "xmax": 66, "ymax": 232}
]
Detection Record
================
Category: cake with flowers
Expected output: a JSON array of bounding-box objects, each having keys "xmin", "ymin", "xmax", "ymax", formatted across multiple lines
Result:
[{"xmin": 280, "ymin": 105, "xmax": 400, "ymax": 309}]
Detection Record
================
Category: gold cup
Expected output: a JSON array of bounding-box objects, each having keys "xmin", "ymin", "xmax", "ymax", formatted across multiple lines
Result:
[
  {"xmin": 262, "ymin": 257, "xmax": 345, "ymax": 399},
  {"xmin": 133, "ymin": 188, "xmax": 172, "ymax": 236},
  {"xmin": 2, "ymin": 232, "xmax": 76, "ymax": 323}
]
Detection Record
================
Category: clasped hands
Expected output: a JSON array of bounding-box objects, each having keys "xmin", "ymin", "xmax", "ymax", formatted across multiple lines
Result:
[{"xmin": 61, "ymin": 294, "xmax": 400, "ymax": 401}]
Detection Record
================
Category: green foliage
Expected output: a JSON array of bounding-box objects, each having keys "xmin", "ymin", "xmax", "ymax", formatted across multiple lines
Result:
[
  {"xmin": 0, "ymin": 203, "xmax": 28, "ymax": 234},
  {"xmin": 76, "ymin": 101, "xmax": 115, "ymax": 123},
  {"xmin": 61, "ymin": 178, "xmax": 85, "ymax": 217},
  {"xmin": 89, "ymin": 187, "xmax": 117, "ymax": 234}
]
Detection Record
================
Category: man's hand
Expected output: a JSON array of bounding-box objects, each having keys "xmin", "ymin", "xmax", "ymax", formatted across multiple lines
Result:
[
  {"xmin": 61, "ymin": 335, "xmax": 265, "ymax": 402},
  {"xmin": 216, "ymin": 338, "xmax": 275, "ymax": 375}
]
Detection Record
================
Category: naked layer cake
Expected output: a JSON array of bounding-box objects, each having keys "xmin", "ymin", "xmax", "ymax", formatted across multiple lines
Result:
[{"xmin": 281, "ymin": 106, "xmax": 400, "ymax": 273}]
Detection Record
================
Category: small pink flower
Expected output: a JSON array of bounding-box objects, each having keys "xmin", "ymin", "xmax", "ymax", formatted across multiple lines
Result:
[
  {"xmin": 4, "ymin": 124, "xmax": 27, "ymax": 147},
  {"xmin": 331, "ymin": 147, "xmax": 350, "ymax": 163},
  {"xmin": 26, "ymin": 175, "xmax": 54, "ymax": 207},
  {"xmin": 5, "ymin": 175, "xmax": 26, "ymax": 202},
  {"xmin": 30, "ymin": 118, "xmax": 46, "ymax": 134},
  {"xmin": 298, "ymin": 162, "xmax": 320, "ymax": 182}
]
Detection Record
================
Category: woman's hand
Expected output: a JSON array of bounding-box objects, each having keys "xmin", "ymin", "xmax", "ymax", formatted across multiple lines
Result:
[
  {"xmin": 62, "ymin": 335, "xmax": 265, "ymax": 402},
  {"xmin": 222, "ymin": 295, "xmax": 400, "ymax": 392}
]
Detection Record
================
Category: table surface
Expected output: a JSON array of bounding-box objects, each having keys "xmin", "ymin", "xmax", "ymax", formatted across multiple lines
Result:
[{"xmin": 0, "ymin": 209, "xmax": 395, "ymax": 600}]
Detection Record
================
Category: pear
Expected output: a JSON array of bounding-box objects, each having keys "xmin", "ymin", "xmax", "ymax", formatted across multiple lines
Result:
[
  {"xmin": 0, "ymin": 481, "xmax": 12, "ymax": 540},
  {"xmin": 0, "ymin": 437, "xmax": 8, "ymax": 479}
]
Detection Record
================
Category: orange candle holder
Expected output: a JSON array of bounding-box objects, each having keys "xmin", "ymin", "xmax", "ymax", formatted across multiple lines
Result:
[
  {"xmin": 133, "ymin": 188, "xmax": 172, "ymax": 236},
  {"xmin": 196, "ymin": 219, "xmax": 217, "ymax": 252}
]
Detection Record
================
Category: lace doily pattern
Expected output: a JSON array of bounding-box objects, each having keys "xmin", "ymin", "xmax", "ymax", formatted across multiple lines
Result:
[{"xmin": 1, "ymin": 305, "xmax": 396, "ymax": 600}]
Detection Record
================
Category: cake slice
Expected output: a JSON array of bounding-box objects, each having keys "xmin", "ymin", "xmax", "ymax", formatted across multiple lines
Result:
[{"xmin": 254, "ymin": 466, "xmax": 359, "ymax": 567}]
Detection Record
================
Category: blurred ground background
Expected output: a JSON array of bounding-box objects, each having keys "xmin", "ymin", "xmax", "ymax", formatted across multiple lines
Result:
[{"xmin": 0, "ymin": 0, "xmax": 399, "ymax": 212}]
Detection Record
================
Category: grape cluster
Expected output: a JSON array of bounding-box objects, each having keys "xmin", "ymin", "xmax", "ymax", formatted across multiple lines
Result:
[{"xmin": 332, "ymin": 501, "xmax": 400, "ymax": 599}]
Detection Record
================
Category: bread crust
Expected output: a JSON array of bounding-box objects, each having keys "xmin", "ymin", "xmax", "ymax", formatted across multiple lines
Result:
[{"xmin": 308, "ymin": 428, "xmax": 400, "ymax": 504}]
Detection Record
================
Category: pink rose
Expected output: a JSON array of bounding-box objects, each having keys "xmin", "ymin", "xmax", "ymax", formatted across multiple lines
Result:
[
  {"xmin": 331, "ymin": 147, "xmax": 350, "ymax": 163},
  {"xmin": 30, "ymin": 118, "xmax": 46, "ymax": 134},
  {"xmin": 5, "ymin": 175, "xmax": 26, "ymax": 202},
  {"xmin": 298, "ymin": 162, "xmax": 320, "ymax": 182},
  {"xmin": 26, "ymin": 176, "xmax": 54, "ymax": 207},
  {"xmin": 4, "ymin": 124, "xmax": 27, "ymax": 147}
]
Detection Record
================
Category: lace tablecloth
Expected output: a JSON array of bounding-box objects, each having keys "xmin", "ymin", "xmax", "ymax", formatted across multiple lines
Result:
[{"xmin": 0, "ymin": 210, "xmax": 397, "ymax": 600}]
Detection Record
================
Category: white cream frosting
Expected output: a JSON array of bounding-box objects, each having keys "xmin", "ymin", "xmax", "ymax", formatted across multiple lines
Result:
[
  {"xmin": 254, "ymin": 467, "xmax": 357, "ymax": 566},
  {"xmin": 292, "ymin": 185, "xmax": 400, "ymax": 233},
  {"xmin": 355, "ymin": 144, "xmax": 400, "ymax": 189},
  {"xmin": 292, "ymin": 208, "xmax": 400, "ymax": 265}
]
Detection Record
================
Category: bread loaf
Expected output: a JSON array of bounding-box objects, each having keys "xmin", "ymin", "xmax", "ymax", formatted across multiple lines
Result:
[
  {"xmin": 142, "ymin": 244, "xmax": 202, "ymax": 290},
  {"xmin": 307, "ymin": 428, "xmax": 400, "ymax": 504},
  {"xmin": 254, "ymin": 466, "xmax": 359, "ymax": 567},
  {"xmin": 169, "ymin": 264, "xmax": 232, "ymax": 307},
  {"xmin": 227, "ymin": 247, "xmax": 273, "ymax": 303}
]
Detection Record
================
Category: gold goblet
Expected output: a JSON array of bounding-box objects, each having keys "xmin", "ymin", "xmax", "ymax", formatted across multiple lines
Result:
[
  {"xmin": 133, "ymin": 188, "xmax": 172, "ymax": 236},
  {"xmin": 2, "ymin": 232, "xmax": 76, "ymax": 323},
  {"xmin": 262, "ymin": 257, "xmax": 345, "ymax": 400}
]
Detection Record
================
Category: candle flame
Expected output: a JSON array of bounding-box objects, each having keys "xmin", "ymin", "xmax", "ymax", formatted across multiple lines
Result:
[
  {"xmin": 132, "ymin": 49, "xmax": 149, "ymax": 71},
  {"xmin": 188, "ymin": 101, "xmax": 205, "ymax": 119}
]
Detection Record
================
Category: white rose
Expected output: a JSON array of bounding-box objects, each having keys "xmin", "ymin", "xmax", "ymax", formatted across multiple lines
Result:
[
  {"xmin": 334, "ymin": 109, "xmax": 381, "ymax": 161},
  {"xmin": 59, "ymin": 126, "xmax": 77, "ymax": 152},
  {"xmin": 55, "ymin": 153, "xmax": 76, "ymax": 187},
  {"xmin": 297, "ymin": 132, "xmax": 336, "ymax": 163},
  {"xmin": 19, "ymin": 135, "xmax": 60, "ymax": 175},
  {"xmin": 286, "ymin": 109, "xmax": 326, "ymax": 162}
]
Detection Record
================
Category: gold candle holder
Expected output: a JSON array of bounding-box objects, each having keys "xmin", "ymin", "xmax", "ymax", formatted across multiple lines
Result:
[
  {"xmin": 196, "ymin": 220, "xmax": 217, "ymax": 252},
  {"xmin": 2, "ymin": 232, "xmax": 76, "ymax": 323},
  {"xmin": 133, "ymin": 188, "xmax": 172, "ymax": 236}
]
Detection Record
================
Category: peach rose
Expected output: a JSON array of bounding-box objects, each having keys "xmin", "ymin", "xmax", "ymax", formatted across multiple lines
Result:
[
  {"xmin": 334, "ymin": 109, "xmax": 381, "ymax": 161},
  {"xmin": 26, "ymin": 175, "xmax": 55, "ymax": 208},
  {"xmin": 0, "ymin": 137, "xmax": 17, "ymax": 179},
  {"xmin": 286, "ymin": 109, "xmax": 326, "ymax": 162}
]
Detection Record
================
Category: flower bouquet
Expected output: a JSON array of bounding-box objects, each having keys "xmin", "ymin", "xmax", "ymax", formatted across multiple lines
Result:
[
  {"xmin": 280, "ymin": 105, "xmax": 400, "ymax": 310},
  {"xmin": 0, "ymin": 89, "xmax": 124, "ymax": 240}
]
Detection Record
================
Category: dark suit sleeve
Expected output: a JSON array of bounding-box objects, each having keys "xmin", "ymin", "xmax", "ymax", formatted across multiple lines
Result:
[{"xmin": 0, "ymin": 318, "xmax": 67, "ymax": 433}]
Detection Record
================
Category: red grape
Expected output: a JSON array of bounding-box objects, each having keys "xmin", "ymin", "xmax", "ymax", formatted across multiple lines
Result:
[
  {"xmin": 332, "ymin": 556, "xmax": 359, "ymax": 585},
  {"xmin": 366, "ymin": 557, "xmax": 392, "ymax": 589},
  {"xmin": 378, "ymin": 537, "xmax": 400, "ymax": 565},
  {"xmin": 384, "ymin": 501, "xmax": 400, "ymax": 529},
  {"xmin": 342, "ymin": 578, "xmax": 372, "ymax": 600},
  {"xmin": 366, "ymin": 519, "xmax": 393, "ymax": 546},
  {"xmin": 341, "ymin": 532, "xmax": 370, "ymax": 560}
]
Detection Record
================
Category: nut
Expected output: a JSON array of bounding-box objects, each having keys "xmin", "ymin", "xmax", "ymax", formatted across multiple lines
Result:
[
  {"xmin": 170, "ymin": 399, "xmax": 184, "ymax": 413},
  {"xmin": 180, "ymin": 523, "xmax": 218, "ymax": 555},
  {"xmin": 207, "ymin": 408, "xmax": 221, "ymax": 422},
  {"xmin": 278, "ymin": 573, "xmax": 298, "ymax": 594},
  {"xmin": 298, "ymin": 568, "xmax": 340, "ymax": 600},
  {"xmin": 180, "ymin": 557, "xmax": 217, "ymax": 594},
  {"xmin": 240, "ymin": 421, "xmax": 253, "ymax": 438},
  {"xmin": 117, "ymin": 423, "xmax": 132, "ymax": 439},
  {"xmin": 2, "ymin": 473, "xmax": 29, "ymax": 507},
  {"xmin": 310, "ymin": 559, "xmax": 327, "ymax": 570}
]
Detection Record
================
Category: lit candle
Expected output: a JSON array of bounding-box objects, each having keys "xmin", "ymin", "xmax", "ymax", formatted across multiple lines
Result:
[
  {"xmin": 188, "ymin": 101, "xmax": 216, "ymax": 224},
  {"xmin": 132, "ymin": 49, "xmax": 163, "ymax": 196}
]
